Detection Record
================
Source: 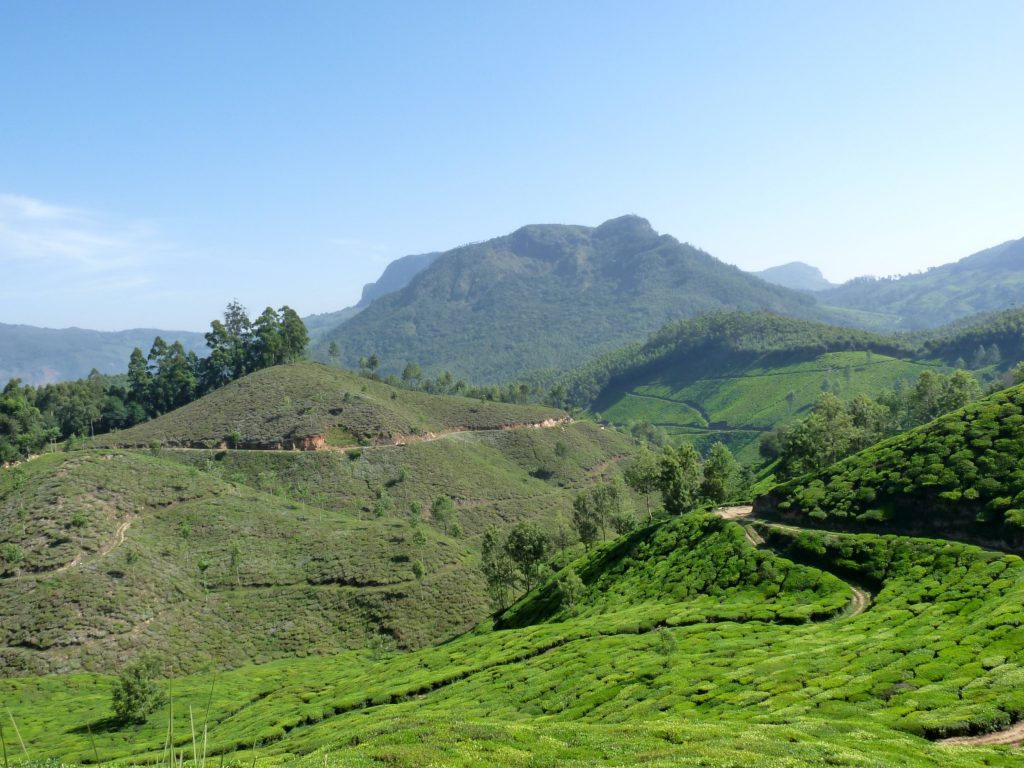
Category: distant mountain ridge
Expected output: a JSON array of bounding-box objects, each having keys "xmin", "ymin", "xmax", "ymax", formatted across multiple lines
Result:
[
  {"xmin": 817, "ymin": 235, "xmax": 1024, "ymax": 329},
  {"xmin": 0, "ymin": 323, "xmax": 206, "ymax": 385},
  {"xmin": 753, "ymin": 262, "xmax": 836, "ymax": 292},
  {"xmin": 321, "ymin": 215, "xmax": 820, "ymax": 382},
  {"xmin": 303, "ymin": 252, "xmax": 442, "ymax": 339}
]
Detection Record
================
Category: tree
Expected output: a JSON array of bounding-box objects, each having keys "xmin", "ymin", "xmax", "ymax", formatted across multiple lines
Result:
[
  {"xmin": 401, "ymin": 362, "xmax": 422, "ymax": 386},
  {"xmin": 250, "ymin": 307, "xmax": 284, "ymax": 369},
  {"xmin": 111, "ymin": 656, "xmax": 164, "ymax": 724},
  {"xmin": 278, "ymin": 305, "xmax": 309, "ymax": 363},
  {"xmin": 328, "ymin": 341, "xmax": 341, "ymax": 367},
  {"xmin": 127, "ymin": 347, "xmax": 153, "ymax": 414},
  {"xmin": 658, "ymin": 443, "xmax": 703, "ymax": 515},
  {"xmin": 555, "ymin": 567, "xmax": 586, "ymax": 612},
  {"xmin": 430, "ymin": 494, "xmax": 456, "ymax": 535},
  {"xmin": 504, "ymin": 521, "xmax": 548, "ymax": 593},
  {"xmin": 700, "ymin": 442, "xmax": 739, "ymax": 504},
  {"xmin": 481, "ymin": 527, "xmax": 516, "ymax": 610},
  {"xmin": 0, "ymin": 543, "xmax": 25, "ymax": 577},
  {"xmin": 623, "ymin": 448, "xmax": 661, "ymax": 519},
  {"xmin": 572, "ymin": 492, "xmax": 600, "ymax": 549}
]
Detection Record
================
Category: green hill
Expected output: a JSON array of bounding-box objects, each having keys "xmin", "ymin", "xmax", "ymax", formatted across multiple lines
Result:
[
  {"xmin": 818, "ymin": 235, "xmax": 1024, "ymax": 330},
  {"xmin": 319, "ymin": 216, "xmax": 821, "ymax": 383},
  {"xmin": 756, "ymin": 382, "xmax": 1024, "ymax": 549},
  {"xmin": 565, "ymin": 312, "xmax": 938, "ymax": 461},
  {"xmin": 1, "ymin": 365, "xmax": 634, "ymax": 676},
  {"xmin": 92, "ymin": 361, "xmax": 565, "ymax": 449}
]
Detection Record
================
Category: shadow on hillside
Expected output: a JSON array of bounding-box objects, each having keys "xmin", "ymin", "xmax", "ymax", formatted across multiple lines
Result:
[{"xmin": 69, "ymin": 715, "xmax": 125, "ymax": 735}]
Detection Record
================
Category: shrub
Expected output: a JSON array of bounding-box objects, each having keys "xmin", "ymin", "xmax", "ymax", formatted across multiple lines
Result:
[{"xmin": 111, "ymin": 656, "xmax": 165, "ymax": 724}]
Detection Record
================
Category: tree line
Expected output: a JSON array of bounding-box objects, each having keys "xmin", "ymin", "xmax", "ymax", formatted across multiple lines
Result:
[
  {"xmin": 0, "ymin": 302, "xmax": 308, "ymax": 462},
  {"xmin": 759, "ymin": 368, "xmax": 1011, "ymax": 479}
]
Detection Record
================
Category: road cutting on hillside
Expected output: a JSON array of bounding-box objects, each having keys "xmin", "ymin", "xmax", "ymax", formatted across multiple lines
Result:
[{"xmin": 712, "ymin": 504, "xmax": 871, "ymax": 619}]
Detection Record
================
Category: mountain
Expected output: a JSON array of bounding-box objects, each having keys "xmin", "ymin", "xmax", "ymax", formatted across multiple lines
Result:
[
  {"xmin": 756, "ymin": 381, "xmax": 1024, "ymax": 549},
  {"xmin": 356, "ymin": 251, "xmax": 441, "ymax": 308},
  {"xmin": 321, "ymin": 215, "xmax": 820, "ymax": 382},
  {"xmin": 0, "ymin": 323, "xmax": 206, "ymax": 386},
  {"xmin": 752, "ymin": 261, "xmax": 836, "ymax": 292},
  {"xmin": 817, "ymin": 235, "xmax": 1024, "ymax": 329},
  {"xmin": 303, "ymin": 252, "xmax": 441, "ymax": 340}
]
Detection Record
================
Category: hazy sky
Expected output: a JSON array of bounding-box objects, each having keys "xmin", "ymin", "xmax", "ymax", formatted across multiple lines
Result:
[{"xmin": 2, "ymin": 1, "xmax": 1023, "ymax": 331}]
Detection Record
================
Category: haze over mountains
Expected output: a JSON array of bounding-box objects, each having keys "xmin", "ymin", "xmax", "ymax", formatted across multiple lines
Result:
[
  {"xmin": 817, "ymin": 235, "xmax": 1024, "ymax": 329},
  {"xmin": 753, "ymin": 262, "xmax": 836, "ymax": 292},
  {"xmin": 3, "ymin": 217, "xmax": 1023, "ymax": 386},
  {"xmin": 0, "ymin": 323, "xmax": 206, "ymax": 386}
]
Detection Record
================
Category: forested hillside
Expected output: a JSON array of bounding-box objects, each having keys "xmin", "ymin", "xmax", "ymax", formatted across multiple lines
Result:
[
  {"xmin": 817, "ymin": 235, "xmax": 1024, "ymax": 329},
  {"xmin": 320, "ymin": 216, "xmax": 819, "ymax": 382},
  {"xmin": 0, "ymin": 323, "xmax": 206, "ymax": 386}
]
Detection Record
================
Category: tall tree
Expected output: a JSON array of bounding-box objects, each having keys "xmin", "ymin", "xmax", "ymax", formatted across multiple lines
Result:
[
  {"xmin": 504, "ymin": 521, "xmax": 548, "ymax": 593},
  {"xmin": 623, "ymin": 448, "xmax": 661, "ymax": 519},
  {"xmin": 700, "ymin": 442, "xmax": 739, "ymax": 504},
  {"xmin": 659, "ymin": 443, "xmax": 703, "ymax": 515},
  {"xmin": 278, "ymin": 305, "xmax": 309, "ymax": 362}
]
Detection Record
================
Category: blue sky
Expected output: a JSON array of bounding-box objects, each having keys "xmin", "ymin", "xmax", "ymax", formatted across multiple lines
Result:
[{"xmin": 2, "ymin": 1, "xmax": 1022, "ymax": 330}]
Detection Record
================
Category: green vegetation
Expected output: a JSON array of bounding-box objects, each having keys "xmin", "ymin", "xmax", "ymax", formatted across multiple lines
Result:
[
  {"xmin": 566, "ymin": 312, "xmax": 938, "ymax": 461},
  {"xmin": 818, "ymin": 235, "xmax": 1024, "ymax": 329},
  {"xmin": 6, "ymin": 517, "xmax": 1024, "ymax": 766},
  {"xmin": 758, "ymin": 382, "xmax": 1024, "ymax": 548},
  {"xmin": 93, "ymin": 361, "xmax": 564, "ymax": 449},
  {"xmin": 1, "ymin": 384, "xmax": 632, "ymax": 675},
  {"xmin": 322, "ymin": 216, "xmax": 819, "ymax": 383},
  {"xmin": 762, "ymin": 369, "xmax": 982, "ymax": 479},
  {"xmin": 111, "ymin": 656, "xmax": 164, "ymax": 724}
]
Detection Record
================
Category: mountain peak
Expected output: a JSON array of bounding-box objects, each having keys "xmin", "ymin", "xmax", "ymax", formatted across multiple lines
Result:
[
  {"xmin": 593, "ymin": 214, "xmax": 657, "ymax": 241},
  {"xmin": 753, "ymin": 262, "xmax": 835, "ymax": 292}
]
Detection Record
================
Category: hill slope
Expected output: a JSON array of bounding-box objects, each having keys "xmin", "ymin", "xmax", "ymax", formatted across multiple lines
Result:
[
  {"xmin": 756, "ymin": 382, "xmax": 1024, "ymax": 549},
  {"xmin": 0, "ymin": 323, "xmax": 206, "ymax": 385},
  {"xmin": 1, "ymin": 366, "xmax": 633, "ymax": 675},
  {"xmin": 303, "ymin": 252, "xmax": 441, "ymax": 340},
  {"xmin": 320, "ymin": 215, "xmax": 820, "ymax": 382},
  {"xmin": 818, "ymin": 235, "xmax": 1024, "ymax": 329},
  {"xmin": 10, "ymin": 514, "xmax": 1024, "ymax": 766}
]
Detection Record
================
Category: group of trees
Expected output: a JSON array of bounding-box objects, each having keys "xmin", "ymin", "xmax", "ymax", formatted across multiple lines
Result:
[
  {"xmin": 128, "ymin": 301, "xmax": 308, "ymax": 419},
  {"xmin": 761, "ymin": 369, "xmax": 988, "ymax": 479},
  {"xmin": 481, "ymin": 522, "xmax": 551, "ymax": 611},
  {"xmin": 0, "ymin": 373, "xmax": 138, "ymax": 462}
]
